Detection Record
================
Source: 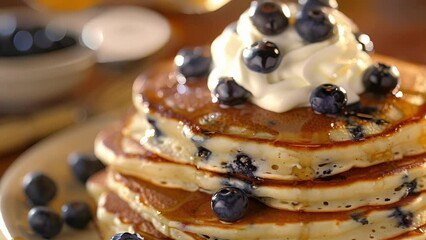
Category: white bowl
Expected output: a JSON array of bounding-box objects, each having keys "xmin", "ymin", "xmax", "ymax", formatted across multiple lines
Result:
[{"xmin": 0, "ymin": 8, "xmax": 96, "ymax": 113}]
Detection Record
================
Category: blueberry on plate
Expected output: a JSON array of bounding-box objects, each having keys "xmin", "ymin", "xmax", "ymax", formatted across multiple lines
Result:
[
  {"xmin": 111, "ymin": 232, "xmax": 144, "ymax": 240},
  {"xmin": 174, "ymin": 47, "xmax": 212, "ymax": 78},
  {"xmin": 362, "ymin": 63, "xmax": 400, "ymax": 94},
  {"xmin": 213, "ymin": 77, "xmax": 251, "ymax": 106},
  {"xmin": 28, "ymin": 206, "xmax": 63, "ymax": 239},
  {"xmin": 249, "ymin": 0, "xmax": 289, "ymax": 35},
  {"xmin": 354, "ymin": 32, "xmax": 375, "ymax": 53},
  {"xmin": 61, "ymin": 201, "xmax": 92, "ymax": 229},
  {"xmin": 310, "ymin": 84, "xmax": 347, "ymax": 114},
  {"xmin": 211, "ymin": 187, "xmax": 248, "ymax": 222},
  {"xmin": 68, "ymin": 152, "xmax": 105, "ymax": 184},
  {"xmin": 299, "ymin": 0, "xmax": 338, "ymax": 12},
  {"xmin": 22, "ymin": 172, "xmax": 57, "ymax": 206},
  {"xmin": 243, "ymin": 40, "xmax": 281, "ymax": 73},
  {"xmin": 295, "ymin": 8, "xmax": 335, "ymax": 43}
]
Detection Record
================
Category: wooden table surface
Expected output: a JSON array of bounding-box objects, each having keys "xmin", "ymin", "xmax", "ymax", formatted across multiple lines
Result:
[{"xmin": 0, "ymin": 0, "xmax": 425, "ymax": 177}]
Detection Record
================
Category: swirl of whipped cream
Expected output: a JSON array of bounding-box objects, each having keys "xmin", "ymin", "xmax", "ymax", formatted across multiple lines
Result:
[{"xmin": 208, "ymin": 3, "xmax": 372, "ymax": 113}]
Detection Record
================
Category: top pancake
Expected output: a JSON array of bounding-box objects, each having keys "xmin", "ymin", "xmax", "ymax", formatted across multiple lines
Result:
[
  {"xmin": 133, "ymin": 55, "xmax": 426, "ymax": 146},
  {"xmin": 126, "ymin": 55, "xmax": 426, "ymax": 180}
]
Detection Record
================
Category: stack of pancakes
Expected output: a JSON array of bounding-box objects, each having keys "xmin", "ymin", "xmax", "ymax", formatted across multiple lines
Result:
[
  {"xmin": 88, "ymin": 54, "xmax": 426, "ymax": 239},
  {"xmin": 86, "ymin": 0, "xmax": 426, "ymax": 239}
]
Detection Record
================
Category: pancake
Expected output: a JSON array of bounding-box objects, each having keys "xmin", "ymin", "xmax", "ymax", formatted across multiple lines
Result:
[
  {"xmin": 96, "ymin": 127, "xmax": 426, "ymax": 212},
  {"xmin": 88, "ymin": 170, "xmax": 426, "ymax": 240}
]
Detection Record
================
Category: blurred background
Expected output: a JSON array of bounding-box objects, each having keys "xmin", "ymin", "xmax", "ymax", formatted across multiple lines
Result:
[{"xmin": 0, "ymin": 0, "xmax": 425, "ymax": 174}]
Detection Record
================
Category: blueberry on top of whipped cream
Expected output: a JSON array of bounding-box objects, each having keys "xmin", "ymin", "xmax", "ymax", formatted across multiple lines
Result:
[
  {"xmin": 242, "ymin": 40, "xmax": 282, "ymax": 73},
  {"xmin": 299, "ymin": 0, "xmax": 339, "ymax": 12},
  {"xmin": 309, "ymin": 83, "xmax": 347, "ymax": 114},
  {"xmin": 248, "ymin": 0, "xmax": 290, "ymax": 36},
  {"xmin": 213, "ymin": 77, "xmax": 251, "ymax": 106},
  {"xmin": 295, "ymin": 8, "xmax": 336, "ymax": 43},
  {"xmin": 362, "ymin": 63, "xmax": 401, "ymax": 94}
]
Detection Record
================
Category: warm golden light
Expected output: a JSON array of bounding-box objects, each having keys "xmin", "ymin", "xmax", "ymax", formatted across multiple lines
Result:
[
  {"xmin": 26, "ymin": 0, "xmax": 100, "ymax": 11},
  {"xmin": 25, "ymin": 0, "xmax": 231, "ymax": 13}
]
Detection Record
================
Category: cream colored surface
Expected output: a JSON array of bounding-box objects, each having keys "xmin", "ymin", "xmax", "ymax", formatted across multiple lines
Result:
[{"xmin": 0, "ymin": 115, "xmax": 115, "ymax": 239}]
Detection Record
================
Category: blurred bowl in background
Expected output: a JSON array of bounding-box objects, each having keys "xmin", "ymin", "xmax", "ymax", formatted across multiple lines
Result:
[{"xmin": 0, "ymin": 8, "xmax": 96, "ymax": 114}]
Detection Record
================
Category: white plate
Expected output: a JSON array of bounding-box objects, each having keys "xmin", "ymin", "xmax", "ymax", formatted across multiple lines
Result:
[
  {"xmin": 0, "ymin": 114, "xmax": 118, "ymax": 240},
  {"xmin": 81, "ymin": 6, "xmax": 171, "ymax": 63}
]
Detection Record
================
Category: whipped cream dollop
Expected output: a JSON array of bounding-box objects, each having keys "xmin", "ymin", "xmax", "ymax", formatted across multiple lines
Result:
[{"xmin": 208, "ymin": 3, "xmax": 372, "ymax": 113}]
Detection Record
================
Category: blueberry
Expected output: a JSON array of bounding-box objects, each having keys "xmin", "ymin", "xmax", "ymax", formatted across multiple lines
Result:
[
  {"xmin": 310, "ymin": 84, "xmax": 347, "ymax": 114},
  {"xmin": 243, "ymin": 40, "xmax": 281, "ymax": 73},
  {"xmin": 249, "ymin": 1, "xmax": 289, "ymax": 35},
  {"xmin": 350, "ymin": 212, "xmax": 369, "ymax": 225},
  {"xmin": 61, "ymin": 202, "xmax": 92, "ymax": 229},
  {"xmin": 28, "ymin": 206, "xmax": 63, "ymax": 238},
  {"xmin": 23, "ymin": 172, "xmax": 57, "ymax": 206},
  {"xmin": 146, "ymin": 117, "xmax": 163, "ymax": 139},
  {"xmin": 348, "ymin": 124, "xmax": 365, "ymax": 141},
  {"xmin": 211, "ymin": 187, "xmax": 248, "ymax": 222},
  {"xmin": 197, "ymin": 146, "xmax": 212, "ymax": 161},
  {"xmin": 227, "ymin": 154, "xmax": 258, "ymax": 178},
  {"xmin": 68, "ymin": 152, "xmax": 105, "ymax": 184},
  {"xmin": 400, "ymin": 179, "xmax": 418, "ymax": 196},
  {"xmin": 389, "ymin": 208, "xmax": 413, "ymax": 229},
  {"xmin": 295, "ymin": 8, "xmax": 335, "ymax": 43},
  {"xmin": 213, "ymin": 77, "xmax": 251, "ymax": 106},
  {"xmin": 175, "ymin": 47, "xmax": 211, "ymax": 78},
  {"xmin": 111, "ymin": 232, "xmax": 144, "ymax": 240},
  {"xmin": 299, "ymin": 0, "xmax": 338, "ymax": 12},
  {"xmin": 362, "ymin": 63, "xmax": 400, "ymax": 94},
  {"xmin": 354, "ymin": 32, "xmax": 374, "ymax": 53}
]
